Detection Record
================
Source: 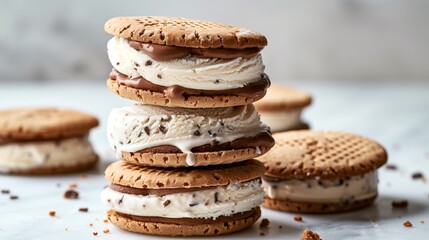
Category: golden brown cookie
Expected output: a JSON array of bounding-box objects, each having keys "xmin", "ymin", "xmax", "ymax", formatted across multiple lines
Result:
[
  {"xmin": 107, "ymin": 78, "xmax": 265, "ymax": 108},
  {"xmin": 258, "ymin": 130, "xmax": 387, "ymax": 214},
  {"xmin": 105, "ymin": 160, "xmax": 264, "ymax": 189},
  {"xmin": 0, "ymin": 108, "xmax": 99, "ymax": 140},
  {"xmin": 107, "ymin": 208, "xmax": 261, "ymax": 237},
  {"xmin": 105, "ymin": 16, "xmax": 267, "ymax": 49}
]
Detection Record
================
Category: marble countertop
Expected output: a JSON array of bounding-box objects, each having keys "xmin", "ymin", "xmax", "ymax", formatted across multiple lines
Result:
[{"xmin": 0, "ymin": 81, "xmax": 428, "ymax": 239}]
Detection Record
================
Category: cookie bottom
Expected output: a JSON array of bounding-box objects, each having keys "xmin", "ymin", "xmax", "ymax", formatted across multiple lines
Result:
[
  {"xmin": 122, "ymin": 145, "xmax": 271, "ymax": 167},
  {"xmin": 271, "ymin": 122, "xmax": 310, "ymax": 133},
  {"xmin": 262, "ymin": 196, "xmax": 376, "ymax": 213},
  {"xmin": 107, "ymin": 207, "xmax": 261, "ymax": 236},
  {"xmin": 107, "ymin": 79, "xmax": 264, "ymax": 108},
  {"xmin": 6, "ymin": 155, "xmax": 98, "ymax": 175}
]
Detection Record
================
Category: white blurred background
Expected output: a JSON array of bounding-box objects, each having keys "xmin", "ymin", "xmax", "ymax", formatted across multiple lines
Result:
[{"xmin": 1, "ymin": 0, "xmax": 429, "ymax": 83}]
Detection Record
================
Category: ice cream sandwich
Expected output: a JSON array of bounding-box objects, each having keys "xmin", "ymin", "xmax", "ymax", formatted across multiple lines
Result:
[
  {"xmin": 107, "ymin": 104, "xmax": 274, "ymax": 167},
  {"xmin": 0, "ymin": 108, "xmax": 99, "ymax": 174},
  {"xmin": 104, "ymin": 16, "xmax": 270, "ymax": 108},
  {"xmin": 255, "ymin": 84, "xmax": 312, "ymax": 133},
  {"xmin": 258, "ymin": 130, "xmax": 387, "ymax": 213},
  {"xmin": 101, "ymin": 160, "xmax": 265, "ymax": 236}
]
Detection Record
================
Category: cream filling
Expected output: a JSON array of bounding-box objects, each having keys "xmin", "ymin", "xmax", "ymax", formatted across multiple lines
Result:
[
  {"xmin": 101, "ymin": 180, "xmax": 264, "ymax": 219},
  {"xmin": 259, "ymin": 109, "xmax": 302, "ymax": 132},
  {"xmin": 107, "ymin": 104, "xmax": 268, "ymax": 166},
  {"xmin": 0, "ymin": 136, "xmax": 97, "ymax": 172},
  {"xmin": 107, "ymin": 36, "xmax": 265, "ymax": 90},
  {"xmin": 262, "ymin": 171, "xmax": 378, "ymax": 203}
]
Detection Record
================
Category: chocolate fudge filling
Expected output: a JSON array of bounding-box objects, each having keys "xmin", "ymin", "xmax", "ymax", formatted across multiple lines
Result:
[
  {"xmin": 128, "ymin": 41, "xmax": 262, "ymax": 61},
  {"xmin": 132, "ymin": 131, "xmax": 274, "ymax": 154},
  {"xmin": 110, "ymin": 178, "xmax": 261, "ymax": 196},
  {"xmin": 115, "ymin": 208, "xmax": 258, "ymax": 225},
  {"xmin": 109, "ymin": 69, "xmax": 270, "ymax": 99}
]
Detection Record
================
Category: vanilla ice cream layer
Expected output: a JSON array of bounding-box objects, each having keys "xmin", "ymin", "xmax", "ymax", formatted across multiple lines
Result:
[
  {"xmin": 101, "ymin": 179, "xmax": 263, "ymax": 219},
  {"xmin": 259, "ymin": 109, "xmax": 302, "ymax": 132},
  {"xmin": 263, "ymin": 172, "xmax": 378, "ymax": 203},
  {"xmin": 107, "ymin": 104, "xmax": 268, "ymax": 166},
  {"xmin": 107, "ymin": 36, "xmax": 265, "ymax": 90},
  {"xmin": 0, "ymin": 136, "xmax": 97, "ymax": 172}
]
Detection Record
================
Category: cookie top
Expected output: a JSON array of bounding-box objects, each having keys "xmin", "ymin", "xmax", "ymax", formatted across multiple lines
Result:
[
  {"xmin": 104, "ymin": 16, "xmax": 267, "ymax": 49},
  {"xmin": 255, "ymin": 84, "xmax": 312, "ymax": 112},
  {"xmin": 258, "ymin": 130, "xmax": 387, "ymax": 179},
  {"xmin": 105, "ymin": 160, "xmax": 264, "ymax": 189},
  {"xmin": 0, "ymin": 108, "xmax": 99, "ymax": 140}
]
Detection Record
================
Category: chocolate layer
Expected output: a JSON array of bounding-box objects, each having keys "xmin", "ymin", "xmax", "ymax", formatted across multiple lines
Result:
[
  {"xmin": 128, "ymin": 41, "xmax": 261, "ymax": 61},
  {"xmin": 115, "ymin": 208, "xmax": 257, "ymax": 225},
  {"xmin": 133, "ymin": 131, "xmax": 274, "ymax": 154},
  {"xmin": 110, "ymin": 178, "xmax": 261, "ymax": 196},
  {"xmin": 109, "ymin": 69, "xmax": 270, "ymax": 99},
  {"xmin": 0, "ymin": 136, "xmax": 86, "ymax": 146}
]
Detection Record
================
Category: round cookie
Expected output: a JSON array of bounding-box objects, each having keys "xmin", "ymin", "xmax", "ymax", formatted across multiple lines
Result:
[
  {"xmin": 0, "ymin": 108, "xmax": 99, "ymax": 175},
  {"xmin": 105, "ymin": 16, "xmax": 267, "ymax": 49},
  {"xmin": 254, "ymin": 84, "xmax": 312, "ymax": 133},
  {"xmin": 258, "ymin": 130, "xmax": 387, "ymax": 213},
  {"xmin": 102, "ymin": 160, "xmax": 265, "ymax": 236}
]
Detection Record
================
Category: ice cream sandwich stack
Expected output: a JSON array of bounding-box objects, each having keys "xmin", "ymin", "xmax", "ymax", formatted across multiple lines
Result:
[{"xmin": 101, "ymin": 16, "xmax": 275, "ymax": 237}]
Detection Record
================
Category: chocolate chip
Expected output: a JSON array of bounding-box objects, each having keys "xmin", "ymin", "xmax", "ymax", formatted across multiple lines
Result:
[
  {"xmin": 214, "ymin": 79, "xmax": 220, "ymax": 84},
  {"xmin": 163, "ymin": 200, "xmax": 171, "ymax": 207},
  {"xmin": 1, "ymin": 189, "xmax": 10, "ymax": 194},
  {"xmin": 214, "ymin": 192, "xmax": 219, "ymax": 203},
  {"xmin": 119, "ymin": 141, "xmax": 124, "ymax": 145},
  {"xmin": 211, "ymin": 133, "xmax": 218, "ymax": 137},
  {"xmin": 137, "ymin": 131, "xmax": 143, "ymax": 137},
  {"xmin": 159, "ymin": 126, "xmax": 167, "ymax": 134},
  {"xmin": 134, "ymin": 62, "xmax": 140, "ymax": 67},
  {"xmin": 133, "ymin": 67, "xmax": 137, "ymax": 71},
  {"xmin": 79, "ymin": 208, "xmax": 89, "ymax": 212},
  {"xmin": 412, "ymin": 172, "xmax": 424, "ymax": 180},
  {"xmin": 144, "ymin": 127, "xmax": 150, "ymax": 135},
  {"xmin": 93, "ymin": 232, "xmax": 98, "ymax": 236},
  {"xmin": 118, "ymin": 195, "xmax": 124, "ymax": 204},
  {"xmin": 116, "ymin": 62, "xmax": 120, "ymax": 65},
  {"xmin": 157, "ymin": 74, "xmax": 162, "ymax": 79},
  {"xmin": 208, "ymin": 130, "xmax": 212, "ymax": 135},
  {"xmin": 145, "ymin": 60, "xmax": 152, "ymax": 66},
  {"xmin": 64, "ymin": 190, "xmax": 79, "ymax": 199},
  {"xmin": 194, "ymin": 130, "xmax": 201, "ymax": 136},
  {"xmin": 260, "ymin": 218, "xmax": 270, "ymax": 228},
  {"xmin": 189, "ymin": 202, "xmax": 198, "ymax": 207},
  {"xmin": 386, "ymin": 164, "xmax": 397, "ymax": 170},
  {"xmin": 210, "ymin": 140, "xmax": 219, "ymax": 146},
  {"xmin": 10, "ymin": 195, "xmax": 18, "ymax": 200},
  {"xmin": 392, "ymin": 200, "xmax": 408, "ymax": 209},
  {"xmin": 220, "ymin": 122, "xmax": 224, "ymax": 127}
]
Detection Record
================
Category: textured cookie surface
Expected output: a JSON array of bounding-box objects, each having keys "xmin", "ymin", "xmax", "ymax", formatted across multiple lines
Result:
[
  {"xmin": 255, "ymin": 84, "xmax": 312, "ymax": 112},
  {"xmin": 107, "ymin": 79, "xmax": 264, "ymax": 108},
  {"xmin": 105, "ymin": 16, "xmax": 267, "ymax": 49},
  {"xmin": 107, "ymin": 207, "xmax": 261, "ymax": 236},
  {"xmin": 263, "ymin": 196, "xmax": 376, "ymax": 213},
  {"xmin": 7, "ymin": 155, "xmax": 98, "ymax": 175},
  {"xmin": 0, "ymin": 108, "xmax": 99, "ymax": 140},
  {"xmin": 121, "ymin": 145, "xmax": 271, "ymax": 168},
  {"xmin": 105, "ymin": 160, "xmax": 264, "ymax": 189},
  {"xmin": 258, "ymin": 131, "xmax": 387, "ymax": 179}
]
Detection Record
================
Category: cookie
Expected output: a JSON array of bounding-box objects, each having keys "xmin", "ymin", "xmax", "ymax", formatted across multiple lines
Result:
[
  {"xmin": 0, "ymin": 108, "xmax": 99, "ymax": 174},
  {"xmin": 258, "ymin": 130, "xmax": 387, "ymax": 213},
  {"xmin": 101, "ymin": 160, "xmax": 265, "ymax": 236},
  {"xmin": 108, "ymin": 104, "xmax": 274, "ymax": 167},
  {"xmin": 104, "ymin": 16, "xmax": 267, "ymax": 49},
  {"xmin": 254, "ymin": 84, "xmax": 312, "ymax": 133},
  {"xmin": 104, "ymin": 16, "xmax": 270, "ymax": 108}
]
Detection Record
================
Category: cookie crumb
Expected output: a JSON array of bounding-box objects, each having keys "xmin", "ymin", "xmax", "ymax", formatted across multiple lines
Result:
[
  {"xmin": 385, "ymin": 164, "xmax": 397, "ymax": 170},
  {"xmin": 301, "ymin": 229, "xmax": 321, "ymax": 240},
  {"xmin": 64, "ymin": 190, "xmax": 79, "ymax": 199},
  {"xmin": 10, "ymin": 195, "xmax": 18, "ymax": 200},
  {"xmin": 103, "ymin": 219, "xmax": 109, "ymax": 223},
  {"xmin": 294, "ymin": 215, "xmax": 303, "ymax": 222},
  {"xmin": 421, "ymin": 220, "xmax": 425, "ymax": 224},
  {"xmin": 93, "ymin": 232, "xmax": 98, "ymax": 236},
  {"xmin": 163, "ymin": 200, "xmax": 171, "ymax": 207},
  {"xmin": 49, "ymin": 211, "xmax": 56, "ymax": 217},
  {"xmin": 80, "ymin": 174, "xmax": 88, "ymax": 179},
  {"xmin": 278, "ymin": 225, "xmax": 283, "ymax": 229},
  {"xmin": 392, "ymin": 200, "xmax": 408, "ymax": 209},
  {"xmin": 1, "ymin": 189, "xmax": 10, "ymax": 194},
  {"xmin": 403, "ymin": 221, "xmax": 413, "ymax": 227},
  {"xmin": 412, "ymin": 172, "xmax": 424, "ymax": 180},
  {"xmin": 259, "ymin": 218, "xmax": 270, "ymax": 228},
  {"xmin": 79, "ymin": 208, "xmax": 88, "ymax": 212},
  {"xmin": 69, "ymin": 183, "xmax": 78, "ymax": 189},
  {"xmin": 89, "ymin": 223, "xmax": 93, "ymax": 227},
  {"xmin": 103, "ymin": 229, "xmax": 110, "ymax": 234}
]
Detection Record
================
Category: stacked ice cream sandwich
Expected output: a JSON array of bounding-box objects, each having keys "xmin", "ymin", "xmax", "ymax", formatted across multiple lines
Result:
[{"xmin": 101, "ymin": 16, "xmax": 275, "ymax": 237}]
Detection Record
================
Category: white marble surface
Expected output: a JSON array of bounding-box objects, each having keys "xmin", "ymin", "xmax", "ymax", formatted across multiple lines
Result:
[{"xmin": 0, "ymin": 81, "xmax": 428, "ymax": 239}]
